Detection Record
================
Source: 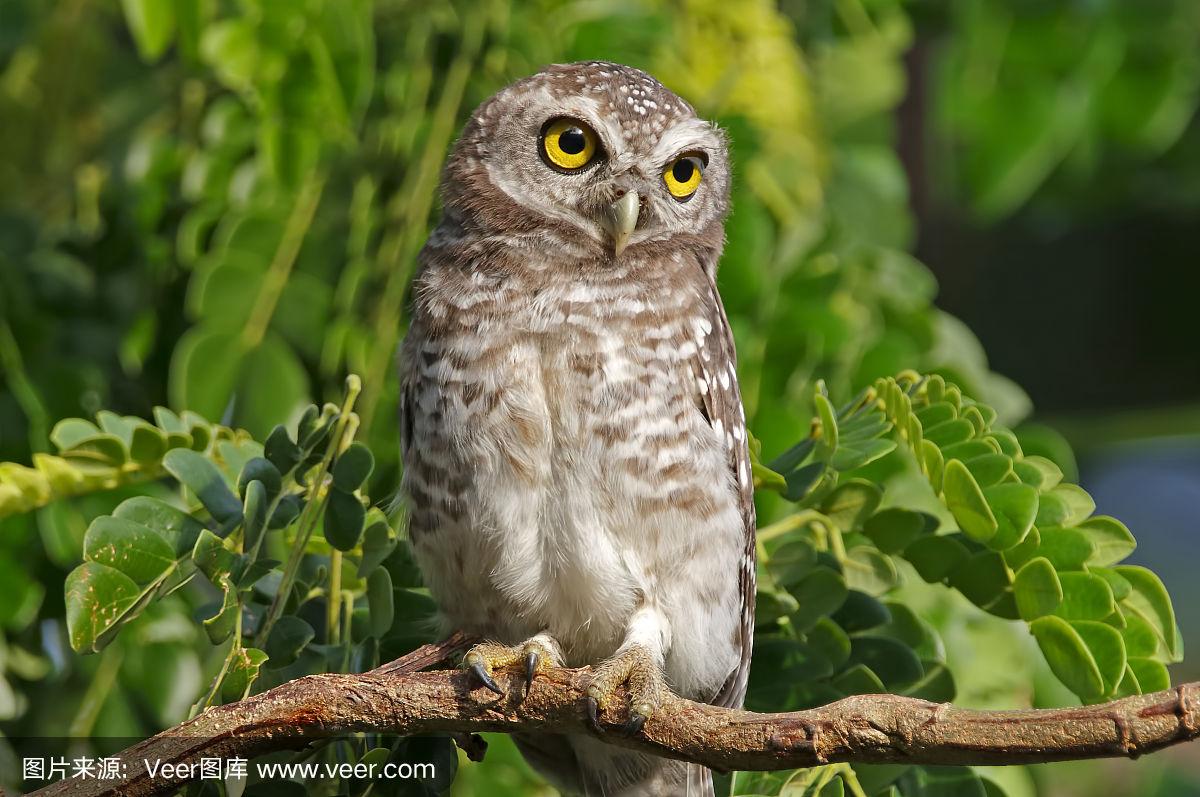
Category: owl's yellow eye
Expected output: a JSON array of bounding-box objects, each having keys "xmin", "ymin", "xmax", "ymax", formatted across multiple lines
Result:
[
  {"xmin": 663, "ymin": 153, "xmax": 706, "ymax": 200},
  {"xmin": 539, "ymin": 118, "xmax": 599, "ymax": 172}
]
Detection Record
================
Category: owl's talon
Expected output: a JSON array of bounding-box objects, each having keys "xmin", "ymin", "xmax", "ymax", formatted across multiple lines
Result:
[
  {"xmin": 585, "ymin": 695, "xmax": 602, "ymax": 731},
  {"xmin": 464, "ymin": 652, "xmax": 505, "ymax": 695},
  {"xmin": 584, "ymin": 645, "xmax": 665, "ymax": 736},
  {"xmin": 462, "ymin": 637, "xmax": 562, "ymax": 699},
  {"xmin": 524, "ymin": 651, "xmax": 540, "ymax": 697}
]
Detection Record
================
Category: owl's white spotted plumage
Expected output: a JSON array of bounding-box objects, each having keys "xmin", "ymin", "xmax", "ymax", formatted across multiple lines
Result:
[{"xmin": 399, "ymin": 61, "xmax": 755, "ymax": 796}]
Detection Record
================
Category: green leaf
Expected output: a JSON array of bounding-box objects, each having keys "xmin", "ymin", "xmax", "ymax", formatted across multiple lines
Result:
[
  {"xmin": 924, "ymin": 418, "xmax": 975, "ymax": 447},
  {"xmin": 753, "ymin": 460, "xmax": 788, "ymax": 493},
  {"xmin": 806, "ymin": 618, "xmax": 851, "ymax": 670},
  {"xmin": 163, "ymin": 448, "xmax": 243, "ymax": 528},
  {"xmin": 820, "ymin": 480, "xmax": 882, "ymax": 531},
  {"xmin": 182, "ymin": 412, "xmax": 214, "ymax": 449},
  {"xmin": 921, "ymin": 767, "xmax": 987, "ymax": 797},
  {"xmin": 962, "ymin": 452, "xmax": 1013, "ymax": 488},
  {"xmin": 831, "ymin": 590, "xmax": 891, "ymax": 633},
  {"xmin": 847, "ymin": 635, "xmax": 923, "ymax": 688},
  {"xmin": 112, "ymin": 496, "xmax": 205, "ymax": 558},
  {"xmin": 1031, "ymin": 616, "xmax": 1104, "ymax": 702},
  {"xmin": 1013, "ymin": 557, "xmax": 1062, "ymax": 621},
  {"xmin": 878, "ymin": 602, "xmax": 938, "ymax": 658},
  {"xmin": 919, "ymin": 440, "xmax": 945, "ymax": 492},
  {"xmin": 765, "ymin": 539, "xmax": 818, "ymax": 589},
  {"xmin": 324, "ymin": 489, "xmax": 366, "ymax": 551},
  {"xmin": 242, "ymin": 479, "xmax": 269, "ymax": 555},
  {"xmin": 1037, "ymin": 526, "xmax": 1095, "ymax": 570},
  {"xmin": 128, "ymin": 421, "xmax": 168, "ymax": 464},
  {"xmin": 941, "ymin": 440, "xmax": 996, "ymax": 463},
  {"xmin": 1091, "ymin": 567, "xmax": 1132, "ymax": 601},
  {"xmin": 269, "ymin": 493, "xmax": 303, "ymax": 529},
  {"xmin": 814, "ymin": 391, "xmax": 839, "ymax": 461},
  {"xmin": 1114, "ymin": 565, "xmax": 1179, "ymax": 659},
  {"xmin": 60, "ymin": 433, "xmax": 128, "ymax": 465},
  {"xmin": 1035, "ymin": 484, "xmax": 1096, "ymax": 527},
  {"xmin": 203, "ymin": 577, "xmax": 238, "ymax": 644},
  {"xmin": 818, "ymin": 776, "xmax": 845, "ymax": 797},
  {"xmin": 903, "ymin": 535, "xmax": 969, "ymax": 583},
  {"xmin": 83, "ymin": 516, "xmax": 176, "ymax": 585},
  {"xmin": 949, "ymin": 550, "xmax": 1011, "ymax": 609},
  {"xmin": 65, "ymin": 563, "xmax": 143, "ymax": 653},
  {"xmin": 1055, "ymin": 573, "xmax": 1116, "ymax": 621},
  {"xmin": 832, "ymin": 663, "xmax": 886, "ymax": 695},
  {"xmin": 168, "ymin": 327, "xmax": 242, "ymax": 424},
  {"xmin": 264, "ymin": 424, "xmax": 302, "ymax": 474},
  {"xmin": 1013, "ymin": 455, "xmax": 1063, "ymax": 490},
  {"xmin": 755, "ymin": 588, "xmax": 800, "ymax": 626},
  {"xmin": 788, "ymin": 566, "xmax": 849, "ymax": 632},
  {"xmin": 830, "ymin": 438, "xmax": 897, "ymax": 471},
  {"xmin": 1071, "ymin": 620, "xmax": 1126, "ymax": 698},
  {"xmin": 942, "ymin": 459, "xmax": 997, "ymax": 544},
  {"xmin": 357, "ymin": 514, "xmax": 397, "ymax": 579},
  {"xmin": 784, "ymin": 462, "xmax": 827, "ymax": 501},
  {"xmin": 1121, "ymin": 614, "xmax": 1160, "ymax": 658},
  {"xmin": 915, "ymin": 401, "xmax": 956, "ymax": 428},
  {"xmin": 862, "ymin": 508, "xmax": 927, "ymax": 554},
  {"xmin": 121, "ymin": 0, "xmax": 176, "ymax": 60},
  {"xmin": 981, "ymin": 482, "xmax": 1038, "ymax": 550},
  {"xmin": 222, "ymin": 647, "xmax": 269, "ymax": 702},
  {"xmin": 236, "ymin": 336, "xmax": 309, "ymax": 437},
  {"xmin": 333, "ymin": 442, "xmax": 375, "ymax": 492},
  {"xmin": 905, "ymin": 662, "xmax": 956, "ymax": 702},
  {"xmin": 1003, "ymin": 525, "xmax": 1042, "ymax": 571},
  {"xmin": 843, "ymin": 546, "xmax": 898, "ymax": 595},
  {"xmin": 51, "ymin": 418, "xmax": 103, "ymax": 450},
  {"xmin": 367, "ymin": 568, "xmax": 394, "ymax": 639},
  {"xmin": 192, "ymin": 529, "xmax": 238, "ymax": 582},
  {"xmin": 1127, "ymin": 657, "xmax": 1170, "ymax": 693},
  {"xmin": 767, "ymin": 437, "xmax": 816, "ymax": 473},
  {"xmin": 1078, "ymin": 516, "xmax": 1136, "ymax": 566},
  {"xmin": 152, "ymin": 407, "xmax": 194, "ymax": 450},
  {"xmin": 264, "ymin": 616, "xmax": 315, "ymax": 669},
  {"xmin": 200, "ymin": 19, "xmax": 259, "ymax": 92},
  {"xmin": 238, "ymin": 457, "xmax": 282, "ymax": 498}
]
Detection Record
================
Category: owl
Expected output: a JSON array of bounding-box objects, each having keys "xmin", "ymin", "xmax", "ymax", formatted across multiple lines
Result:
[{"xmin": 399, "ymin": 61, "xmax": 755, "ymax": 797}]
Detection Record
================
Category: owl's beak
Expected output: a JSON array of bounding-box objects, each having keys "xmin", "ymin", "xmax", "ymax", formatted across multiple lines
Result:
[{"xmin": 604, "ymin": 190, "xmax": 640, "ymax": 256}]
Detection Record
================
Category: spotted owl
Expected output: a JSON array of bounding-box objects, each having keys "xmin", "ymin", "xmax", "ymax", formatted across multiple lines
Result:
[{"xmin": 398, "ymin": 61, "xmax": 755, "ymax": 797}]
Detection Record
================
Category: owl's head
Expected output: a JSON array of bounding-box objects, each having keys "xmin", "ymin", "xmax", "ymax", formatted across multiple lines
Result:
[{"xmin": 441, "ymin": 61, "xmax": 730, "ymax": 260}]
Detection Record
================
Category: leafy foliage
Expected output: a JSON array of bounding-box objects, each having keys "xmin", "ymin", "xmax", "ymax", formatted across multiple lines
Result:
[{"xmin": 741, "ymin": 371, "xmax": 1181, "ymax": 795}]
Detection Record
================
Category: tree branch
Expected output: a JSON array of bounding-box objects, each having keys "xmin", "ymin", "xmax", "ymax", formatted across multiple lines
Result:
[{"xmin": 30, "ymin": 636, "xmax": 1199, "ymax": 797}]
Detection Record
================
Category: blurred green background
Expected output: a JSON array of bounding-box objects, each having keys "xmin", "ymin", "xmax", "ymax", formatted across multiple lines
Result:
[{"xmin": 0, "ymin": 0, "xmax": 1197, "ymax": 794}]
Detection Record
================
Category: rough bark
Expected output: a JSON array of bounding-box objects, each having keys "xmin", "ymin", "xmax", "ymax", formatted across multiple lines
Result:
[{"xmin": 29, "ymin": 635, "xmax": 1199, "ymax": 797}]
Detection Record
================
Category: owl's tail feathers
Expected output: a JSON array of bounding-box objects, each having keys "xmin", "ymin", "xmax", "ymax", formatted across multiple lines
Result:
[{"xmin": 686, "ymin": 763, "xmax": 716, "ymax": 797}]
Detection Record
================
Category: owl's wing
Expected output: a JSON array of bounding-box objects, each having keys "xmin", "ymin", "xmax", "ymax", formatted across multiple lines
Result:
[{"xmin": 690, "ymin": 263, "xmax": 756, "ymax": 710}]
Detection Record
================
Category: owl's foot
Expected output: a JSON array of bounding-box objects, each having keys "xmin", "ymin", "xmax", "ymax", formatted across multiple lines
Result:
[
  {"xmin": 462, "ymin": 635, "xmax": 563, "ymax": 697},
  {"xmin": 585, "ymin": 645, "xmax": 665, "ymax": 736}
]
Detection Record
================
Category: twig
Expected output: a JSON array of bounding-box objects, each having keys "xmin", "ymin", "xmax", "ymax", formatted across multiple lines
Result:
[{"xmin": 27, "ymin": 639, "xmax": 1198, "ymax": 797}]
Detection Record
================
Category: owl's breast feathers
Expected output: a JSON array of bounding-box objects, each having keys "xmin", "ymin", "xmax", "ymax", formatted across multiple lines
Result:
[{"xmin": 400, "ymin": 235, "xmax": 753, "ymax": 704}]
